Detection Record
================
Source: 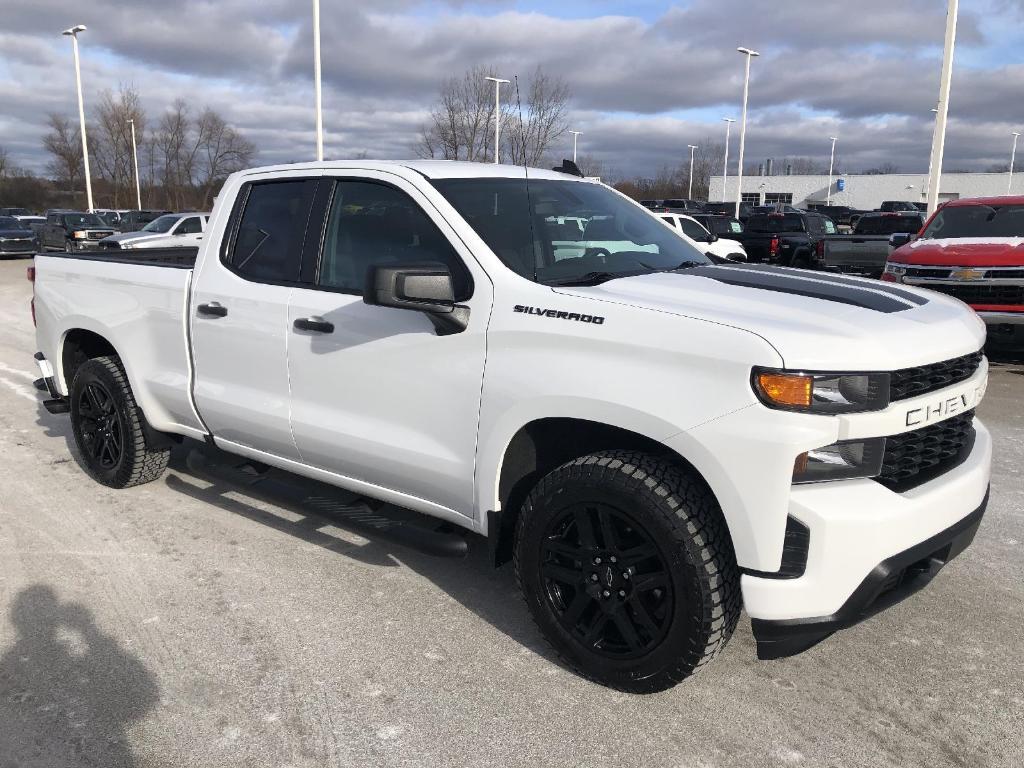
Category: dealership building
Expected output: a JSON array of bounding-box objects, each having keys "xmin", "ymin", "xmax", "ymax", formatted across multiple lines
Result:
[{"xmin": 707, "ymin": 172, "xmax": 1023, "ymax": 210}]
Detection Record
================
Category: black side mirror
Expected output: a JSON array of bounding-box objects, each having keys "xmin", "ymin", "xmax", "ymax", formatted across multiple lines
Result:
[
  {"xmin": 707, "ymin": 233, "xmax": 718, "ymax": 243},
  {"xmin": 889, "ymin": 233, "xmax": 913, "ymax": 249},
  {"xmin": 364, "ymin": 264, "xmax": 469, "ymax": 335}
]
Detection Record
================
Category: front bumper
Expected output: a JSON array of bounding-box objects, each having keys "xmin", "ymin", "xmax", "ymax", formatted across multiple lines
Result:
[
  {"xmin": 744, "ymin": 417, "xmax": 991, "ymax": 658},
  {"xmin": 752, "ymin": 489, "xmax": 987, "ymax": 659}
]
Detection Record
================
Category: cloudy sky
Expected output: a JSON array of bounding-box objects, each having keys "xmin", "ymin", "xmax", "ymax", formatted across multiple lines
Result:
[{"xmin": 2, "ymin": 0, "xmax": 1023, "ymax": 178}]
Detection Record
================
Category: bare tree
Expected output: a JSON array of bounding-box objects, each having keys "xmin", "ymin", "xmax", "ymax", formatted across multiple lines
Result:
[
  {"xmin": 504, "ymin": 68, "xmax": 571, "ymax": 167},
  {"xmin": 0, "ymin": 145, "xmax": 9, "ymax": 179},
  {"xmin": 194, "ymin": 108, "xmax": 256, "ymax": 208},
  {"xmin": 416, "ymin": 65, "xmax": 506, "ymax": 162},
  {"xmin": 43, "ymin": 113, "xmax": 84, "ymax": 193},
  {"xmin": 91, "ymin": 85, "xmax": 145, "ymax": 207},
  {"xmin": 416, "ymin": 66, "xmax": 570, "ymax": 167}
]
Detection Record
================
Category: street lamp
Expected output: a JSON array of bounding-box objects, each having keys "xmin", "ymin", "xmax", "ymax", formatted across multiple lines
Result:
[
  {"xmin": 687, "ymin": 144, "xmax": 698, "ymax": 199},
  {"xmin": 484, "ymin": 76, "xmax": 510, "ymax": 164},
  {"xmin": 735, "ymin": 46, "xmax": 760, "ymax": 218},
  {"xmin": 128, "ymin": 118, "xmax": 141, "ymax": 210},
  {"xmin": 62, "ymin": 24, "xmax": 93, "ymax": 211},
  {"xmin": 827, "ymin": 136, "xmax": 838, "ymax": 205},
  {"xmin": 313, "ymin": 0, "xmax": 324, "ymax": 161},
  {"xmin": 569, "ymin": 130, "xmax": 582, "ymax": 163},
  {"xmin": 926, "ymin": 0, "xmax": 958, "ymax": 214},
  {"xmin": 721, "ymin": 118, "xmax": 735, "ymax": 203},
  {"xmin": 1008, "ymin": 131, "xmax": 1021, "ymax": 194}
]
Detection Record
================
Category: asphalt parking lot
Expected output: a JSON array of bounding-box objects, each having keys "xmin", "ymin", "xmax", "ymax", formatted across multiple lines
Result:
[{"xmin": 0, "ymin": 257, "xmax": 1021, "ymax": 768}]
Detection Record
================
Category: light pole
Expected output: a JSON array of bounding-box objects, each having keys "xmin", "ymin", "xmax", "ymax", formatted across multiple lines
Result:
[
  {"xmin": 62, "ymin": 24, "xmax": 93, "ymax": 212},
  {"xmin": 569, "ymin": 130, "xmax": 582, "ymax": 163},
  {"xmin": 735, "ymin": 46, "xmax": 760, "ymax": 218},
  {"xmin": 826, "ymin": 136, "xmax": 838, "ymax": 205},
  {"xmin": 313, "ymin": 0, "xmax": 324, "ymax": 161},
  {"xmin": 1008, "ymin": 131, "xmax": 1021, "ymax": 194},
  {"xmin": 484, "ymin": 76, "xmax": 510, "ymax": 164},
  {"xmin": 128, "ymin": 118, "xmax": 141, "ymax": 209},
  {"xmin": 926, "ymin": 0, "xmax": 958, "ymax": 214},
  {"xmin": 687, "ymin": 144, "xmax": 698, "ymax": 199},
  {"xmin": 721, "ymin": 118, "xmax": 735, "ymax": 203}
]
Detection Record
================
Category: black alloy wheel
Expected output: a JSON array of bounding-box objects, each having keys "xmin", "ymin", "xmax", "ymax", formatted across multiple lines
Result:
[
  {"xmin": 540, "ymin": 502, "xmax": 674, "ymax": 659},
  {"xmin": 76, "ymin": 380, "xmax": 124, "ymax": 470}
]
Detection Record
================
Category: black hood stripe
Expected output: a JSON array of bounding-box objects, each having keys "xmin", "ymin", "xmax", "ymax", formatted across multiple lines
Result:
[
  {"xmin": 686, "ymin": 264, "xmax": 923, "ymax": 313},
  {"xmin": 738, "ymin": 264, "xmax": 929, "ymax": 306}
]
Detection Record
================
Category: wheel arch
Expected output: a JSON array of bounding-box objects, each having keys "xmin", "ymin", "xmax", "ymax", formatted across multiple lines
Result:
[
  {"xmin": 486, "ymin": 416, "xmax": 731, "ymax": 568},
  {"xmin": 60, "ymin": 327, "xmax": 119, "ymax": 393}
]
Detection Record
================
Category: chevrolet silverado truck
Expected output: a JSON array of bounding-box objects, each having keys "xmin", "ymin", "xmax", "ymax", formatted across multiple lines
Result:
[
  {"xmin": 31, "ymin": 160, "xmax": 992, "ymax": 693},
  {"xmin": 884, "ymin": 195, "xmax": 1024, "ymax": 348},
  {"xmin": 821, "ymin": 211, "xmax": 926, "ymax": 278}
]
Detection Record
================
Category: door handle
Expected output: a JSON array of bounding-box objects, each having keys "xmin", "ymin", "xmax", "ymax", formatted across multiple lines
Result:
[
  {"xmin": 197, "ymin": 302, "xmax": 228, "ymax": 318},
  {"xmin": 293, "ymin": 316, "xmax": 334, "ymax": 334}
]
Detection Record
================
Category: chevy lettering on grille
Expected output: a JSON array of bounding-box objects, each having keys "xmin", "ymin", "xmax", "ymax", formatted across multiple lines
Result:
[{"xmin": 905, "ymin": 382, "xmax": 986, "ymax": 427}]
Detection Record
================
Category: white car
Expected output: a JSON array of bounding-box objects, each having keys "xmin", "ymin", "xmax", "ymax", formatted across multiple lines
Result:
[
  {"xmin": 657, "ymin": 212, "xmax": 747, "ymax": 261},
  {"xmin": 31, "ymin": 160, "xmax": 990, "ymax": 693},
  {"xmin": 100, "ymin": 212, "xmax": 208, "ymax": 250}
]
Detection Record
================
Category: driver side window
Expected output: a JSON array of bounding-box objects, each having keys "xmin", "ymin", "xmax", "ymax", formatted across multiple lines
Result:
[{"xmin": 318, "ymin": 180, "xmax": 472, "ymax": 300}]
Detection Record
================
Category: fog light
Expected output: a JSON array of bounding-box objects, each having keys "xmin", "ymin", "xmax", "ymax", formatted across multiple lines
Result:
[{"xmin": 793, "ymin": 438, "xmax": 886, "ymax": 484}]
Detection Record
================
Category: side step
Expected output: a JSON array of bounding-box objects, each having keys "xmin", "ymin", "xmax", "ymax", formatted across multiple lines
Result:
[
  {"xmin": 182, "ymin": 445, "xmax": 469, "ymax": 559},
  {"xmin": 43, "ymin": 398, "xmax": 70, "ymax": 414}
]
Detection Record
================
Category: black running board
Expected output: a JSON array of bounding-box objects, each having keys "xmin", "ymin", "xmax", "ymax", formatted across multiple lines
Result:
[
  {"xmin": 181, "ymin": 445, "xmax": 469, "ymax": 559},
  {"xmin": 43, "ymin": 398, "xmax": 69, "ymax": 414}
]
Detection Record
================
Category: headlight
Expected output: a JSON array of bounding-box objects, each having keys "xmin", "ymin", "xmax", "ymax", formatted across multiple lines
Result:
[
  {"xmin": 882, "ymin": 263, "xmax": 907, "ymax": 282},
  {"xmin": 120, "ymin": 242, "xmax": 133, "ymax": 249},
  {"xmin": 793, "ymin": 438, "xmax": 886, "ymax": 484},
  {"xmin": 73, "ymin": 231, "xmax": 87, "ymax": 239},
  {"xmin": 753, "ymin": 369, "xmax": 890, "ymax": 413}
]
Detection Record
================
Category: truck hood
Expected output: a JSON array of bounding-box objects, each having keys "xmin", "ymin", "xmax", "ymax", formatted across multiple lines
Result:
[
  {"xmin": 897, "ymin": 237, "xmax": 1024, "ymax": 266},
  {"xmin": 553, "ymin": 264, "xmax": 985, "ymax": 371}
]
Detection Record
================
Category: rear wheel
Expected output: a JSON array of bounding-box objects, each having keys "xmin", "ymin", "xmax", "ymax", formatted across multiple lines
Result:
[
  {"xmin": 69, "ymin": 355, "xmax": 170, "ymax": 488},
  {"xmin": 515, "ymin": 450, "xmax": 740, "ymax": 693}
]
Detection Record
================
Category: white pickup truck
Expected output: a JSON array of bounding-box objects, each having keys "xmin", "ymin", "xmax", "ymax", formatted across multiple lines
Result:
[{"xmin": 30, "ymin": 160, "xmax": 991, "ymax": 693}]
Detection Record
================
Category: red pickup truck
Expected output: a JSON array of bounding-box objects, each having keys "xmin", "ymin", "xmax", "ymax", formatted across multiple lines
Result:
[{"xmin": 883, "ymin": 196, "xmax": 1024, "ymax": 348}]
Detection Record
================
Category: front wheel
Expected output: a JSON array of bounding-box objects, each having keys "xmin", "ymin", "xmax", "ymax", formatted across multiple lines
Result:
[
  {"xmin": 70, "ymin": 355, "xmax": 170, "ymax": 488},
  {"xmin": 64, "ymin": 239, "xmax": 74, "ymax": 253},
  {"xmin": 515, "ymin": 450, "xmax": 740, "ymax": 693}
]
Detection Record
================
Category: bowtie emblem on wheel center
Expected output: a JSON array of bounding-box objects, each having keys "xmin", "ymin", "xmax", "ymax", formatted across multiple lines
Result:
[{"xmin": 604, "ymin": 566, "xmax": 615, "ymax": 587}]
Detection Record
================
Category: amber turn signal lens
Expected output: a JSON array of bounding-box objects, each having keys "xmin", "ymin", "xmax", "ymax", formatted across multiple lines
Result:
[{"xmin": 757, "ymin": 372, "xmax": 812, "ymax": 408}]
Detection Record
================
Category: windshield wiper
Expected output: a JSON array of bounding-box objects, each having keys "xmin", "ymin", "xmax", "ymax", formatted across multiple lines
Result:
[
  {"xmin": 670, "ymin": 260, "xmax": 706, "ymax": 271},
  {"xmin": 544, "ymin": 271, "xmax": 628, "ymax": 286}
]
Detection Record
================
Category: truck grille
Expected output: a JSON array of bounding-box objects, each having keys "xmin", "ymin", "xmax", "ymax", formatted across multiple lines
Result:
[
  {"xmin": 922, "ymin": 283, "xmax": 1024, "ymax": 305},
  {"xmin": 0, "ymin": 238, "xmax": 35, "ymax": 253},
  {"xmin": 87, "ymin": 231, "xmax": 114, "ymax": 240},
  {"xmin": 889, "ymin": 350, "xmax": 983, "ymax": 401},
  {"xmin": 877, "ymin": 410, "xmax": 975, "ymax": 490}
]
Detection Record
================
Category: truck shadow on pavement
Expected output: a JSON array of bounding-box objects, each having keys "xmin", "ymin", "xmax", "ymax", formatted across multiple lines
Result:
[
  {"xmin": 34, "ymin": 403, "xmax": 550, "ymax": 662},
  {"xmin": 161, "ymin": 444, "xmax": 550, "ymax": 659},
  {"xmin": 0, "ymin": 584, "xmax": 159, "ymax": 768}
]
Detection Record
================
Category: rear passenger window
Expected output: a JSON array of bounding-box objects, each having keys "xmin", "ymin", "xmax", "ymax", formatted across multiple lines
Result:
[
  {"xmin": 177, "ymin": 216, "xmax": 202, "ymax": 235},
  {"xmin": 229, "ymin": 180, "xmax": 316, "ymax": 283},
  {"xmin": 318, "ymin": 180, "xmax": 471, "ymax": 300}
]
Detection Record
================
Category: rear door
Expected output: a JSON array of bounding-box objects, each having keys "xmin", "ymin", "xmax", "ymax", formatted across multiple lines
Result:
[
  {"xmin": 191, "ymin": 173, "xmax": 321, "ymax": 458},
  {"xmin": 285, "ymin": 172, "xmax": 491, "ymax": 518}
]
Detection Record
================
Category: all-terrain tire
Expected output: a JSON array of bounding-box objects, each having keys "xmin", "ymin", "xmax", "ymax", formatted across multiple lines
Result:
[
  {"xmin": 69, "ymin": 355, "xmax": 170, "ymax": 488},
  {"xmin": 515, "ymin": 450, "xmax": 740, "ymax": 693}
]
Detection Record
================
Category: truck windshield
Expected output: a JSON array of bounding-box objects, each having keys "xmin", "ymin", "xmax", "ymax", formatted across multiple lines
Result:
[
  {"xmin": 62, "ymin": 213, "xmax": 104, "ymax": 228},
  {"xmin": 431, "ymin": 178, "xmax": 710, "ymax": 285},
  {"xmin": 856, "ymin": 215, "xmax": 922, "ymax": 235},
  {"xmin": 142, "ymin": 215, "xmax": 179, "ymax": 233},
  {"xmin": 921, "ymin": 205, "xmax": 1024, "ymax": 239}
]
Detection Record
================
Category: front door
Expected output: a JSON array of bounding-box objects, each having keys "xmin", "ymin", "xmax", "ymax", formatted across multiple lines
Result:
[
  {"xmin": 191, "ymin": 174, "xmax": 320, "ymax": 459},
  {"xmin": 286, "ymin": 174, "xmax": 491, "ymax": 519}
]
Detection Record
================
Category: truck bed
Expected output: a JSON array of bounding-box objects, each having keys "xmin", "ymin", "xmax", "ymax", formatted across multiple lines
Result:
[
  {"xmin": 33, "ymin": 248, "xmax": 206, "ymax": 438},
  {"xmin": 38, "ymin": 246, "xmax": 198, "ymax": 269}
]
